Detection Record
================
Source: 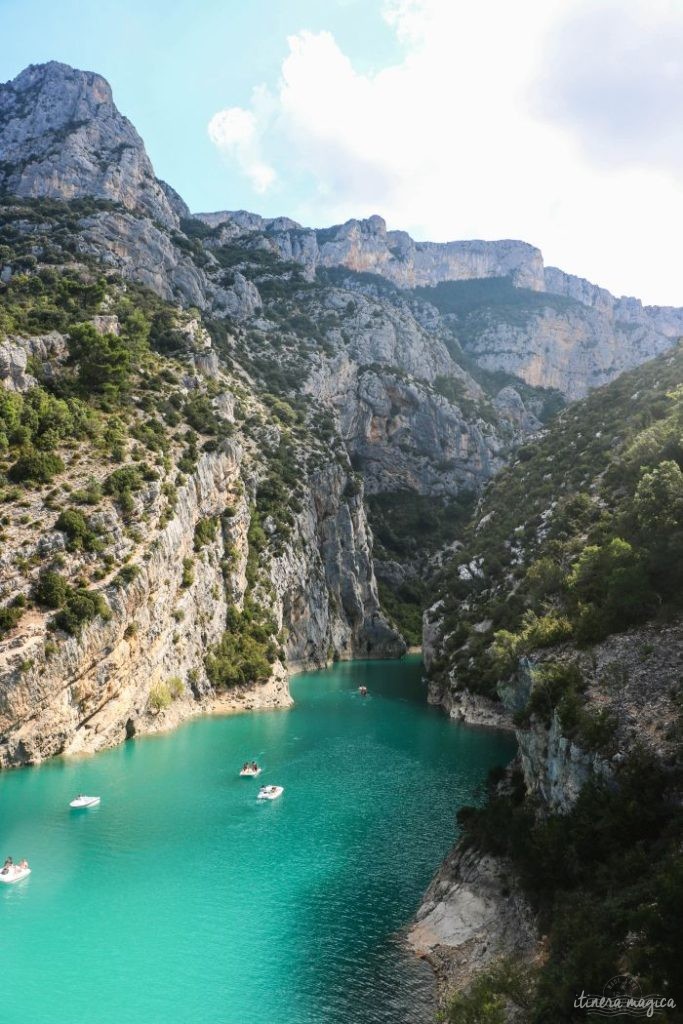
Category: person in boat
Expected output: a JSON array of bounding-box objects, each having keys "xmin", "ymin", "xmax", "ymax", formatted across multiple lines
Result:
[
  {"xmin": 242, "ymin": 762, "xmax": 249, "ymax": 772},
  {"xmin": 251, "ymin": 761, "xmax": 258, "ymax": 771},
  {"xmin": 18, "ymin": 859, "xmax": 28, "ymax": 870},
  {"xmin": 1, "ymin": 857, "xmax": 12, "ymax": 875}
]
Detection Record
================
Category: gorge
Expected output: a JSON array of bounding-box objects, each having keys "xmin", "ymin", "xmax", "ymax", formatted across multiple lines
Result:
[{"xmin": 1, "ymin": 61, "xmax": 681, "ymax": 1023}]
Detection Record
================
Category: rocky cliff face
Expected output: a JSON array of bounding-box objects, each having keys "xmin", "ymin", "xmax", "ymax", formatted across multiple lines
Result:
[
  {"xmin": 407, "ymin": 843, "xmax": 538, "ymax": 1008},
  {"xmin": 197, "ymin": 211, "xmax": 546, "ymax": 290},
  {"xmin": 198, "ymin": 210, "xmax": 683, "ymax": 401},
  {"xmin": 0, "ymin": 419, "xmax": 402, "ymax": 768},
  {"xmin": 0, "ymin": 62, "xmax": 181, "ymax": 228}
]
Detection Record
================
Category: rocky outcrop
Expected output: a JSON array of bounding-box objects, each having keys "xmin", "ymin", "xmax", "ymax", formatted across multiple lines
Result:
[
  {"xmin": 407, "ymin": 843, "xmax": 538, "ymax": 1004},
  {"xmin": 460, "ymin": 295, "xmax": 683, "ymax": 401},
  {"xmin": 0, "ymin": 448, "xmax": 244, "ymax": 765},
  {"xmin": 513, "ymin": 618, "xmax": 683, "ymax": 813},
  {"xmin": 197, "ymin": 212, "xmax": 683, "ymax": 402},
  {"xmin": 0, "ymin": 330, "xmax": 67, "ymax": 391},
  {"xmin": 299, "ymin": 285, "xmax": 528, "ymax": 497},
  {"xmin": 0, "ymin": 62, "xmax": 179, "ymax": 228},
  {"xmin": 197, "ymin": 212, "xmax": 546, "ymax": 290}
]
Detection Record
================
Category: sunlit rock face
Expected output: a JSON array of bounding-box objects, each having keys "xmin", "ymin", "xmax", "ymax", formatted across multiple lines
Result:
[{"xmin": 0, "ymin": 62, "xmax": 181, "ymax": 227}]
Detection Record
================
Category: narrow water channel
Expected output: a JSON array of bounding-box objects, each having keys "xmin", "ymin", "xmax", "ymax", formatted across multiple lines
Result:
[{"xmin": 0, "ymin": 656, "xmax": 515, "ymax": 1024}]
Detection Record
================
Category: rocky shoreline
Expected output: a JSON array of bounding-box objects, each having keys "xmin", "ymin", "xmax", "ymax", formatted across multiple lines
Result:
[{"xmin": 406, "ymin": 840, "xmax": 538, "ymax": 1009}]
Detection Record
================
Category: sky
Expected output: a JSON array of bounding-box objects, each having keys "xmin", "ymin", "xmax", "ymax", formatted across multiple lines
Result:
[{"xmin": 1, "ymin": 0, "xmax": 682, "ymax": 305}]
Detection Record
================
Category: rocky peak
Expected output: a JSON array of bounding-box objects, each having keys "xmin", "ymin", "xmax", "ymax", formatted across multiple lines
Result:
[{"xmin": 0, "ymin": 61, "xmax": 178, "ymax": 228}]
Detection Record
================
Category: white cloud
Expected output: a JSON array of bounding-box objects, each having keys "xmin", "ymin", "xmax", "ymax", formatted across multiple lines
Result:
[
  {"xmin": 538, "ymin": 1, "xmax": 683, "ymax": 176},
  {"xmin": 208, "ymin": 102, "xmax": 276, "ymax": 194},
  {"xmin": 208, "ymin": 0, "xmax": 683, "ymax": 305}
]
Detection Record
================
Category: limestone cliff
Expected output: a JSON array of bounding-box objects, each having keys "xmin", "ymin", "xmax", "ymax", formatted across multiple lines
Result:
[
  {"xmin": 0, "ymin": 62, "xmax": 180, "ymax": 228},
  {"xmin": 0, "ymin": 433, "xmax": 402, "ymax": 768},
  {"xmin": 197, "ymin": 211, "xmax": 546, "ymax": 290}
]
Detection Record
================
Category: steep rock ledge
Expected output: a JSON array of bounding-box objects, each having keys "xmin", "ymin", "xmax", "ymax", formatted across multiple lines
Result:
[{"xmin": 407, "ymin": 842, "xmax": 538, "ymax": 1007}]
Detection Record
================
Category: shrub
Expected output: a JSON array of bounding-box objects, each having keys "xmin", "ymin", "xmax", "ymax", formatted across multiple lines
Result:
[
  {"xmin": 0, "ymin": 604, "xmax": 23, "ymax": 636},
  {"xmin": 68, "ymin": 316, "xmax": 148, "ymax": 401},
  {"xmin": 55, "ymin": 508, "xmax": 102, "ymax": 551},
  {"xmin": 194, "ymin": 516, "xmax": 217, "ymax": 551},
  {"xmin": 148, "ymin": 682, "xmax": 172, "ymax": 712},
  {"xmin": 8, "ymin": 449, "xmax": 64, "ymax": 484},
  {"xmin": 112, "ymin": 564, "xmax": 140, "ymax": 588},
  {"xmin": 52, "ymin": 588, "xmax": 110, "ymax": 636},
  {"xmin": 183, "ymin": 396, "xmax": 221, "ymax": 435},
  {"xmin": 72, "ymin": 478, "xmax": 103, "ymax": 505},
  {"xmin": 167, "ymin": 676, "xmax": 184, "ymax": 699},
  {"xmin": 634, "ymin": 460, "xmax": 683, "ymax": 533},
  {"xmin": 521, "ymin": 660, "xmax": 584, "ymax": 727},
  {"xmin": 104, "ymin": 465, "xmax": 143, "ymax": 497},
  {"xmin": 205, "ymin": 602, "xmax": 278, "ymax": 689},
  {"xmin": 34, "ymin": 570, "xmax": 69, "ymax": 608},
  {"xmin": 181, "ymin": 557, "xmax": 195, "ymax": 588},
  {"xmin": 492, "ymin": 613, "xmax": 573, "ymax": 675}
]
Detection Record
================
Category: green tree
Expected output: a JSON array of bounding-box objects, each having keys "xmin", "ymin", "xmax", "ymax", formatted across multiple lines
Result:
[{"xmin": 634, "ymin": 459, "xmax": 683, "ymax": 533}]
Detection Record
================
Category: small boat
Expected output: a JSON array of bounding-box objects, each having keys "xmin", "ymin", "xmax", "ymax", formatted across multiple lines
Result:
[
  {"xmin": 257, "ymin": 785, "xmax": 284, "ymax": 801},
  {"xmin": 239, "ymin": 766, "xmax": 262, "ymax": 777},
  {"xmin": 358, "ymin": 685, "xmax": 368, "ymax": 696},
  {"xmin": 0, "ymin": 865, "xmax": 31, "ymax": 884},
  {"xmin": 69, "ymin": 795, "xmax": 101, "ymax": 809}
]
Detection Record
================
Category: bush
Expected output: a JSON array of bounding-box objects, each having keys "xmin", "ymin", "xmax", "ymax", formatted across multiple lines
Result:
[
  {"xmin": 520, "ymin": 660, "xmax": 584, "ymax": 727},
  {"xmin": 112, "ymin": 564, "xmax": 140, "ymax": 588},
  {"xmin": 443, "ymin": 959, "xmax": 535, "ymax": 1024},
  {"xmin": 194, "ymin": 516, "xmax": 217, "ymax": 551},
  {"xmin": 34, "ymin": 570, "xmax": 69, "ymax": 608},
  {"xmin": 167, "ymin": 676, "xmax": 184, "ymax": 698},
  {"xmin": 148, "ymin": 682, "xmax": 172, "ymax": 712},
  {"xmin": 205, "ymin": 602, "xmax": 278, "ymax": 689},
  {"xmin": 0, "ymin": 604, "xmax": 23, "ymax": 636},
  {"xmin": 68, "ymin": 315, "xmax": 148, "ymax": 401},
  {"xmin": 181, "ymin": 557, "xmax": 195, "ymax": 588},
  {"xmin": 55, "ymin": 508, "xmax": 102, "ymax": 551},
  {"xmin": 104, "ymin": 465, "xmax": 144, "ymax": 497},
  {"xmin": 8, "ymin": 449, "xmax": 64, "ymax": 484},
  {"xmin": 52, "ymin": 588, "xmax": 110, "ymax": 636}
]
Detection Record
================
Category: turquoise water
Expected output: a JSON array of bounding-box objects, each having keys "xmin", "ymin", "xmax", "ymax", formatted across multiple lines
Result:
[{"xmin": 0, "ymin": 657, "xmax": 515, "ymax": 1024}]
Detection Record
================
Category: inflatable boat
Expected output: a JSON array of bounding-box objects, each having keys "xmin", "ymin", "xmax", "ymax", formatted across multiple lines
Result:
[{"xmin": 0, "ymin": 865, "xmax": 31, "ymax": 884}]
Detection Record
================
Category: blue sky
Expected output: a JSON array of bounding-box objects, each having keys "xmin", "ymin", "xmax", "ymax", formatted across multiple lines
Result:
[
  {"xmin": 0, "ymin": 0, "xmax": 400, "ymax": 214},
  {"xmin": 2, "ymin": 0, "xmax": 683, "ymax": 305}
]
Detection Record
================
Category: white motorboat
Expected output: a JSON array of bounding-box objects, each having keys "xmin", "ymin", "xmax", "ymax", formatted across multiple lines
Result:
[
  {"xmin": 239, "ymin": 766, "xmax": 262, "ymax": 777},
  {"xmin": 0, "ymin": 865, "xmax": 31, "ymax": 884},
  {"xmin": 69, "ymin": 795, "xmax": 101, "ymax": 809},
  {"xmin": 257, "ymin": 785, "xmax": 284, "ymax": 801}
]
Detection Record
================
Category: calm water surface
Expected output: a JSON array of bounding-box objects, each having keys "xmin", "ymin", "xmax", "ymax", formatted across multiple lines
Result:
[{"xmin": 0, "ymin": 656, "xmax": 515, "ymax": 1024}]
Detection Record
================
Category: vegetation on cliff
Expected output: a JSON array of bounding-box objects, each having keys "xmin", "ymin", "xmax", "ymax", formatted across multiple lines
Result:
[
  {"xmin": 0, "ymin": 198, "xmax": 289, "ymax": 682},
  {"xmin": 432, "ymin": 342, "xmax": 683, "ymax": 706},
  {"xmin": 434, "ymin": 344, "xmax": 683, "ymax": 1020},
  {"xmin": 453, "ymin": 751, "xmax": 683, "ymax": 1022}
]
